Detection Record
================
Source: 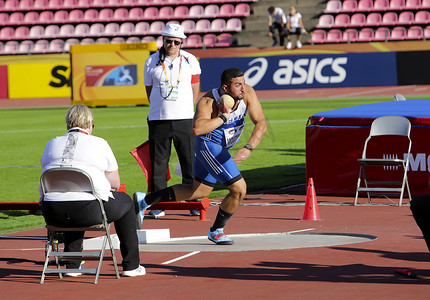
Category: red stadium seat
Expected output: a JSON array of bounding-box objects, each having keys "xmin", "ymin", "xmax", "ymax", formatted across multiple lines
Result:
[
  {"xmin": 48, "ymin": 39, "xmax": 64, "ymax": 53},
  {"xmin": 184, "ymin": 34, "xmax": 202, "ymax": 48},
  {"xmin": 342, "ymin": 28, "xmax": 359, "ymax": 42},
  {"xmin": 0, "ymin": 42, "xmax": 4, "ymax": 53},
  {"xmin": 414, "ymin": 10, "xmax": 429, "ymax": 24},
  {"xmin": 99, "ymin": 8, "xmax": 114, "ymax": 21},
  {"xmin": 405, "ymin": 0, "xmax": 421, "ymax": 9},
  {"xmin": 388, "ymin": 26, "xmax": 407, "ymax": 40},
  {"xmin": 324, "ymin": 0, "xmax": 342, "ymax": 13},
  {"xmin": 64, "ymin": 38, "xmax": 79, "ymax": 51},
  {"xmin": 29, "ymin": 25, "xmax": 44, "ymax": 38},
  {"xmin": 4, "ymin": 0, "xmax": 19, "ymax": 10},
  {"xmin": 342, "ymin": 0, "xmax": 358, "ymax": 12},
  {"xmin": 44, "ymin": 25, "xmax": 60, "ymax": 38},
  {"xmin": 9, "ymin": 12, "xmax": 24, "ymax": 24},
  {"xmin": 80, "ymin": 37, "xmax": 95, "ymax": 44},
  {"xmin": 195, "ymin": 19, "xmax": 211, "ymax": 33},
  {"xmin": 204, "ymin": 4, "xmax": 220, "ymax": 18},
  {"xmin": 366, "ymin": 12, "xmax": 382, "ymax": 26},
  {"xmin": 3, "ymin": 41, "xmax": 19, "ymax": 54},
  {"xmin": 17, "ymin": 40, "xmax": 34, "ymax": 54},
  {"xmin": 110, "ymin": 37, "xmax": 124, "ymax": 43},
  {"xmin": 234, "ymin": 3, "xmax": 250, "ymax": 17},
  {"xmin": 406, "ymin": 25, "xmax": 423, "ymax": 39},
  {"xmin": 92, "ymin": 0, "xmax": 108, "ymax": 7},
  {"xmin": 219, "ymin": 4, "xmax": 234, "ymax": 17},
  {"xmin": 142, "ymin": 36, "xmax": 155, "ymax": 43},
  {"xmin": 215, "ymin": 33, "xmax": 232, "ymax": 47},
  {"xmin": 422, "ymin": 0, "xmax": 430, "ymax": 8},
  {"xmin": 143, "ymin": 7, "xmax": 158, "ymax": 20},
  {"xmin": 311, "ymin": 29, "xmax": 327, "ymax": 43},
  {"xmin": 23, "ymin": 11, "xmax": 39, "ymax": 24},
  {"xmin": 358, "ymin": 27, "xmax": 374, "ymax": 41},
  {"xmin": 424, "ymin": 25, "xmax": 430, "ymax": 39},
  {"xmin": 203, "ymin": 33, "xmax": 216, "ymax": 47},
  {"xmin": 53, "ymin": 10, "xmax": 69, "ymax": 24},
  {"xmin": 96, "ymin": 37, "xmax": 110, "ymax": 44},
  {"xmin": 166, "ymin": 20, "xmax": 179, "ymax": 25},
  {"xmin": 189, "ymin": 5, "xmax": 204, "ymax": 18},
  {"xmin": 69, "ymin": 9, "xmax": 85, "ymax": 22},
  {"xmin": 149, "ymin": 21, "xmax": 165, "ymax": 34},
  {"xmin": 32, "ymin": 39, "xmax": 49, "ymax": 53},
  {"xmin": 0, "ymin": 27, "xmax": 14, "ymax": 40},
  {"xmin": 74, "ymin": 23, "xmax": 90, "ymax": 37},
  {"xmin": 398, "ymin": 11, "xmax": 414, "ymax": 25},
  {"xmin": 89, "ymin": 23, "xmax": 105, "ymax": 36},
  {"xmin": 211, "ymin": 19, "xmax": 226, "ymax": 32},
  {"xmin": 334, "ymin": 14, "xmax": 350, "ymax": 27},
  {"xmin": 159, "ymin": 6, "xmax": 174, "ymax": 19},
  {"xmin": 119, "ymin": 22, "xmax": 134, "ymax": 35},
  {"xmin": 381, "ymin": 12, "xmax": 398, "ymax": 26},
  {"xmin": 108, "ymin": 0, "xmax": 121, "ymax": 7},
  {"xmin": 174, "ymin": 6, "xmax": 189, "ymax": 19},
  {"xmin": 374, "ymin": 27, "xmax": 390, "ymax": 41},
  {"xmin": 137, "ymin": 0, "xmax": 151, "ymax": 5},
  {"xmin": 104, "ymin": 23, "xmax": 120, "ymax": 35},
  {"xmin": 39, "ymin": 10, "xmax": 54, "ymax": 24},
  {"xmin": 123, "ymin": 0, "xmax": 138, "ymax": 5},
  {"xmin": 83, "ymin": 8, "xmax": 99, "ymax": 23},
  {"xmin": 390, "ymin": 0, "xmax": 406, "ymax": 10},
  {"xmin": 129, "ymin": 7, "xmax": 144, "ymax": 20},
  {"xmin": 63, "ymin": 0, "xmax": 77, "ymax": 8},
  {"xmin": 76, "ymin": 0, "xmax": 90, "ymax": 8},
  {"xmin": 326, "ymin": 29, "xmax": 342, "ymax": 42},
  {"xmin": 351, "ymin": 13, "xmax": 366, "ymax": 26},
  {"xmin": 316, "ymin": 15, "xmax": 334, "ymax": 28},
  {"xmin": 14, "ymin": 26, "xmax": 29, "ymax": 39},
  {"xmin": 48, "ymin": 0, "xmax": 63, "ymax": 9},
  {"xmin": 134, "ymin": 21, "xmax": 149, "ymax": 34},
  {"xmin": 33, "ymin": 0, "xmax": 48, "ymax": 8},
  {"xmin": 226, "ymin": 18, "xmax": 242, "ymax": 32},
  {"xmin": 58, "ymin": 24, "xmax": 75, "ymax": 37},
  {"xmin": 113, "ymin": 8, "xmax": 128, "ymax": 21},
  {"xmin": 126, "ymin": 36, "xmax": 141, "ymax": 43},
  {"xmin": 19, "ymin": 0, "xmax": 34, "ymax": 10},
  {"xmin": 181, "ymin": 20, "xmax": 196, "ymax": 33},
  {"xmin": 0, "ymin": 13, "xmax": 9, "ymax": 25},
  {"xmin": 373, "ymin": 0, "xmax": 389, "ymax": 11},
  {"xmin": 357, "ymin": 0, "xmax": 373, "ymax": 11}
]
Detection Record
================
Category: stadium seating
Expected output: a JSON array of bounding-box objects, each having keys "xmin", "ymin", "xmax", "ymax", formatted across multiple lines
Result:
[
  {"xmin": 17, "ymin": 40, "xmax": 34, "ymax": 54},
  {"xmin": 351, "ymin": 13, "xmax": 366, "ymax": 26},
  {"xmin": 374, "ymin": 27, "xmax": 390, "ymax": 40},
  {"xmin": 317, "ymin": 15, "xmax": 335, "ymax": 28},
  {"xmin": 374, "ymin": 0, "xmax": 390, "ymax": 11},
  {"xmin": 343, "ymin": 28, "xmax": 359, "ymax": 42},
  {"xmin": 184, "ymin": 34, "xmax": 202, "ymax": 48},
  {"xmin": 406, "ymin": 25, "xmax": 423, "ymax": 39},
  {"xmin": 366, "ymin": 12, "xmax": 382, "ymax": 26},
  {"xmin": 311, "ymin": 29, "xmax": 327, "ymax": 43},
  {"xmin": 414, "ymin": 10, "xmax": 429, "ymax": 24},
  {"xmin": 342, "ymin": 0, "xmax": 358, "ymax": 12},
  {"xmin": 203, "ymin": 33, "xmax": 217, "ymax": 47},
  {"xmin": 405, "ymin": 0, "xmax": 421, "ymax": 9},
  {"xmin": 358, "ymin": 27, "xmax": 374, "ymax": 41},
  {"xmin": 398, "ymin": 11, "xmax": 414, "ymax": 25},
  {"xmin": 334, "ymin": 14, "xmax": 351, "ymax": 27},
  {"xmin": 388, "ymin": 26, "xmax": 407, "ymax": 40},
  {"xmin": 325, "ymin": 0, "xmax": 342, "ymax": 13},
  {"xmin": 327, "ymin": 29, "xmax": 343, "ymax": 42},
  {"xmin": 226, "ymin": 18, "xmax": 242, "ymax": 32},
  {"xmin": 215, "ymin": 33, "xmax": 233, "ymax": 47},
  {"xmin": 390, "ymin": 0, "xmax": 406, "ymax": 10},
  {"xmin": 382, "ymin": 12, "xmax": 398, "ymax": 26},
  {"xmin": 15, "ymin": 26, "xmax": 29, "ymax": 39},
  {"xmin": 357, "ymin": 0, "xmax": 374, "ymax": 11},
  {"xmin": 211, "ymin": 18, "xmax": 226, "ymax": 32}
]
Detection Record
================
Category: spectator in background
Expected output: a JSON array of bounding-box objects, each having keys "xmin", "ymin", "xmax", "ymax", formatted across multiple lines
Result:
[
  {"xmin": 267, "ymin": 6, "xmax": 287, "ymax": 47},
  {"xmin": 285, "ymin": 6, "xmax": 306, "ymax": 49},
  {"xmin": 143, "ymin": 24, "xmax": 201, "ymax": 218}
]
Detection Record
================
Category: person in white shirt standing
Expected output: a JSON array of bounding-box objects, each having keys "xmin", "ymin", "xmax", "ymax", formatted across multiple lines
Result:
[
  {"xmin": 40, "ymin": 104, "xmax": 145, "ymax": 277},
  {"xmin": 267, "ymin": 6, "xmax": 287, "ymax": 47},
  {"xmin": 285, "ymin": 6, "xmax": 307, "ymax": 49},
  {"xmin": 143, "ymin": 24, "xmax": 201, "ymax": 218}
]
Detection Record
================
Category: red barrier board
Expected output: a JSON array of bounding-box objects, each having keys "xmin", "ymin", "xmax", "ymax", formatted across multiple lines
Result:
[{"xmin": 0, "ymin": 65, "xmax": 8, "ymax": 99}]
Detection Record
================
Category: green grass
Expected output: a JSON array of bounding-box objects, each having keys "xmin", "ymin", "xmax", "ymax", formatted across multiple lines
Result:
[{"xmin": 0, "ymin": 96, "xmax": 408, "ymax": 234}]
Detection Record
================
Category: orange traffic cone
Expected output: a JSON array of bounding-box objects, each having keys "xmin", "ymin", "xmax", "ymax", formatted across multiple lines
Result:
[{"xmin": 302, "ymin": 178, "xmax": 321, "ymax": 221}]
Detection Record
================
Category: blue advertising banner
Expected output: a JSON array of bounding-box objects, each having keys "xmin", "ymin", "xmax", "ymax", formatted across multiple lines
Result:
[{"xmin": 200, "ymin": 52, "xmax": 397, "ymax": 91}]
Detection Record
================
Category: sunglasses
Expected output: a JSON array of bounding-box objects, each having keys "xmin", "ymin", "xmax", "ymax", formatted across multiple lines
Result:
[{"xmin": 165, "ymin": 39, "xmax": 181, "ymax": 46}]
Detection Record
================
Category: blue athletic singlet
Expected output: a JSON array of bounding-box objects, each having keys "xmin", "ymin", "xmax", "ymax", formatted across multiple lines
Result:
[{"xmin": 194, "ymin": 88, "xmax": 248, "ymax": 187}]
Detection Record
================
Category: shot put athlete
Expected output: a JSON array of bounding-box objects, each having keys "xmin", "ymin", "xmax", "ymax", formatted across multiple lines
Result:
[{"xmin": 133, "ymin": 67, "xmax": 267, "ymax": 245}]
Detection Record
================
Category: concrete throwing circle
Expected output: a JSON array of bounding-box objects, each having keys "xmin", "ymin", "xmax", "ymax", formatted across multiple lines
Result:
[{"xmin": 139, "ymin": 232, "xmax": 377, "ymax": 252}]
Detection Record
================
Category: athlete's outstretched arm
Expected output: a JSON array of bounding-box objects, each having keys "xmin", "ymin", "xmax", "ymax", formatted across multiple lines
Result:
[
  {"xmin": 193, "ymin": 92, "xmax": 228, "ymax": 136},
  {"xmin": 233, "ymin": 84, "xmax": 267, "ymax": 163}
]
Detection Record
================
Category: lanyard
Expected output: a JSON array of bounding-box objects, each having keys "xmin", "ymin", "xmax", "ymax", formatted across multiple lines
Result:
[
  {"xmin": 161, "ymin": 55, "xmax": 183, "ymax": 86},
  {"xmin": 68, "ymin": 128, "xmax": 89, "ymax": 135}
]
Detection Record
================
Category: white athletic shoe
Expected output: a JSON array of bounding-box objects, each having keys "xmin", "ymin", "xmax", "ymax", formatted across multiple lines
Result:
[
  {"xmin": 286, "ymin": 42, "xmax": 292, "ymax": 49},
  {"xmin": 296, "ymin": 41, "xmax": 302, "ymax": 48},
  {"xmin": 123, "ymin": 265, "xmax": 146, "ymax": 277},
  {"xmin": 65, "ymin": 264, "xmax": 85, "ymax": 277}
]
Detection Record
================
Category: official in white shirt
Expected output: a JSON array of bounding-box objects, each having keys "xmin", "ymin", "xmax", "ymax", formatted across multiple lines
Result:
[
  {"xmin": 40, "ymin": 104, "xmax": 145, "ymax": 277},
  {"xmin": 267, "ymin": 6, "xmax": 287, "ymax": 47},
  {"xmin": 143, "ymin": 24, "xmax": 201, "ymax": 217}
]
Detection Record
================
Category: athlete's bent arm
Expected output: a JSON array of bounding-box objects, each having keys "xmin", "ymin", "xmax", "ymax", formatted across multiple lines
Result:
[
  {"xmin": 193, "ymin": 93, "xmax": 226, "ymax": 136},
  {"xmin": 233, "ymin": 85, "xmax": 267, "ymax": 163}
]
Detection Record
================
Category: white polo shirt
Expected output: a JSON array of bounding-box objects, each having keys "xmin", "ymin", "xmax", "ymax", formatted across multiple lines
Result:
[
  {"xmin": 40, "ymin": 128, "xmax": 118, "ymax": 202},
  {"xmin": 287, "ymin": 12, "xmax": 303, "ymax": 29},
  {"xmin": 268, "ymin": 7, "xmax": 287, "ymax": 25},
  {"xmin": 144, "ymin": 49, "xmax": 201, "ymax": 121}
]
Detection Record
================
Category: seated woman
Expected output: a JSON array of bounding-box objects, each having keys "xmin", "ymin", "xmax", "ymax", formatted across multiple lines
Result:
[{"xmin": 40, "ymin": 104, "xmax": 145, "ymax": 277}]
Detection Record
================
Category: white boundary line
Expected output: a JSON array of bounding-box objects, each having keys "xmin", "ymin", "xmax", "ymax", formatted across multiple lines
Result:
[
  {"xmin": 286, "ymin": 228, "xmax": 315, "ymax": 234},
  {"xmin": 161, "ymin": 251, "xmax": 201, "ymax": 265}
]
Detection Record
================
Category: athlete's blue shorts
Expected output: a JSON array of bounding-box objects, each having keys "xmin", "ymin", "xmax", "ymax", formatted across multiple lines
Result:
[{"xmin": 194, "ymin": 137, "xmax": 243, "ymax": 187}]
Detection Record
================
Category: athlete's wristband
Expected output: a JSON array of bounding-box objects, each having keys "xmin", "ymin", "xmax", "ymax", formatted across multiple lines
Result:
[
  {"xmin": 219, "ymin": 114, "xmax": 229, "ymax": 123},
  {"xmin": 243, "ymin": 144, "xmax": 253, "ymax": 151}
]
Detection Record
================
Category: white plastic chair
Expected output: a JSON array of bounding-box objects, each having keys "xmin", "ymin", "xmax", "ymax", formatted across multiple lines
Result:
[
  {"xmin": 40, "ymin": 167, "xmax": 120, "ymax": 284},
  {"xmin": 354, "ymin": 116, "xmax": 412, "ymax": 206}
]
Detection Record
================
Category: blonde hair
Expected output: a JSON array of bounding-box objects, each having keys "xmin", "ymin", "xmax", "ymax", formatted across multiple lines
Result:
[{"xmin": 65, "ymin": 104, "xmax": 93, "ymax": 130}]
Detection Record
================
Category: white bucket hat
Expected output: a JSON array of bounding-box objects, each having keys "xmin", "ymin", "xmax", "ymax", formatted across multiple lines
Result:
[{"xmin": 161, "ymin": 23, "xmax": 187, "ymax": 40}]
